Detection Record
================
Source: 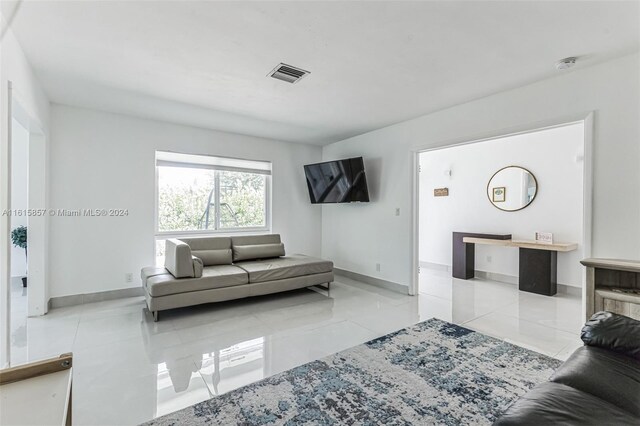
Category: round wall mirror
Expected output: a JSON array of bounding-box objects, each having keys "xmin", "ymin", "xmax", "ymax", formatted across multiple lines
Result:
[{"xmin": 487, "ymin": 166, "xmax": 538, "ymax": 212}]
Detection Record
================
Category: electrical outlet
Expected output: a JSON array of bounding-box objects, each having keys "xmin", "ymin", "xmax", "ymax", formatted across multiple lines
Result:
[
  {"xmin": 395, "ymin": 208, "xmax": 400, "ymax": 216},
  {"xmin": 376, "ymin": 263, "xmax": 381, "ymax": 272},
  {"xmin": 486, "ymin": 256, "xmax": 492, "ymax": 263},
  {"xmin": 125, "ymin": 273, "xmax": 133, "ymax": 283}
]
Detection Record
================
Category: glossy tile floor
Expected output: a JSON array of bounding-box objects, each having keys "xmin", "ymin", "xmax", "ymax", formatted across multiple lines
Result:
[
  {"xmin": 418, "ymin": 268, "xmax": 584, "ymax": 360},
  {"xmin": 9, "ymin": 278, "xmax": 28, "ymax": 365},
  {"xmin": 9, "ymin": 270, "xmax": 583, "ymax": 425}
]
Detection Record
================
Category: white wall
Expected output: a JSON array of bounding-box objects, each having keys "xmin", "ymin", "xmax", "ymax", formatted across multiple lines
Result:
[
  {"xmin": 10, "ymin": 117, "xmax": 29, "ymax": 277},
  {"xmin": 322, "ymin": 53, "xmax": 640, "ymax": 289},
  {"xmin": 419, "ymin": 123, "xmax": 584, "ymax": 287},
  {"xmin": 49, "ymin": 105, "xmax": 322, "ymax": 298}
]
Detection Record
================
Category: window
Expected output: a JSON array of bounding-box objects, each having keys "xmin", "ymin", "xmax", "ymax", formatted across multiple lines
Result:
[{"xmin": 155, "ymin": 151, "xmax": 271, "ymax": 235}]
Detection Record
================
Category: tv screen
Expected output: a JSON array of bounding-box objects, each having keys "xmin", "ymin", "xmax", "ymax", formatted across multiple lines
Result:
[{"xmin": 304, "ymin": 157, "xmax": 370, "ymax": 204}]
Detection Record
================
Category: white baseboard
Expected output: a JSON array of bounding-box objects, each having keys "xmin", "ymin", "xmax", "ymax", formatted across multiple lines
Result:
[
  {"xmin": 419, "ymin": 261, "xmax": 451, "ymax": 272},
  {"xmin": 334, "ymin": 268, "xmax": 408, "ymax": 295},
  {"xmin": 49, "ymin": 287, "xmax": 144, "ymax": 309},
  {"xmin": 474, "ymin": 270, "xmax": 518, "ymax": 285}
]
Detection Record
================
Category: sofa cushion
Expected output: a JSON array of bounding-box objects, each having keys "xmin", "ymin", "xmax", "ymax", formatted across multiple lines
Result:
[
  {"xmin": 191, "ymin": 249, "xmax": 233, "ymax": 266},
  {"xmin": 180, "ymin": 236, "xmax": 232, "ymax": 251},
  {"xmin": 231, "ymin": 234, "xmax": 281, "ymax": 247},
  {"xmin": 581, "ymin": 311, "xmax": 640, "ymax": 360},
  {"xmin": 494, "ymin": 382, "xmax": 640, "ymax": 425},
  {"xmin": 141, "ymin": 266, "xmax": 169, "ymax": 285},
  {"xmin": 550, "ymin": 345, "xmax": 640, "ymax": 417},
  {"xmin": 233, "ymin": 243, "xmax": 285, "ymax": 262},
  {"xmin": 235, "ymin": 255, "xmax": 333, "ymax": 283},
  {"xmin": 146, "ymin": 265, "xmax": 248, "ymax": 297},
  {"xmin": 179, "ymin": 237, "xmax": 233, "ymax": 266}
]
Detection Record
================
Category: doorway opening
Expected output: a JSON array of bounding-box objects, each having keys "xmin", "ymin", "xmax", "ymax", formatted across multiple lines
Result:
[{"xmin": 411, "ymin": 117, "xmax": 592, "ymax": 358}]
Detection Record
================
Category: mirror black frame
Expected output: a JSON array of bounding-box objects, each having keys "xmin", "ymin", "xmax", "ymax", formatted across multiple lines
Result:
[{"xmin": 486, "ymin": 165, "xmax": 538, "ymax": 212}]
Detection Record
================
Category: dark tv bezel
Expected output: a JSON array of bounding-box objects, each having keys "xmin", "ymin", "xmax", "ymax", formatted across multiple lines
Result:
[{"xmin": 303, "ymin": 156, "xmax": 370, "ymax": 204}]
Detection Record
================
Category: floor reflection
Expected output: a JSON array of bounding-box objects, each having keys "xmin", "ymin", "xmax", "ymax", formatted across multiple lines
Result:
[
  {"xmin": 9, "ymin": 278, "xmax": 28, "ymax": 365},
  {"xmin": 199, "ymin": 337, "xmax": 265, "ymax": 396}
]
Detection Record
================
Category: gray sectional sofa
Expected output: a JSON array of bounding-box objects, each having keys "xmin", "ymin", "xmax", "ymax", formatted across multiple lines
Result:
[{"xmin": 141, "ymin": 234, "xmax": 333, "ymax": 321}]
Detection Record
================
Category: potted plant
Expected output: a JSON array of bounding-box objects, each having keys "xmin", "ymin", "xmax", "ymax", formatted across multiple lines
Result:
[{"xmin": 11, "ymin": 225, "xmax": 27, "ymax": 287}]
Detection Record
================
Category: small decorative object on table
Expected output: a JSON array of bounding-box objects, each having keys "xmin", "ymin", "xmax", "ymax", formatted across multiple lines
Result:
[{"xmin": 535, "ymin": 232, "xmax": 553, "ymax": 244}]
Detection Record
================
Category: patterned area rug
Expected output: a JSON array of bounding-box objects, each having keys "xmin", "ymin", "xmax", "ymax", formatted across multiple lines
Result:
[{"xmin": 144, "ymin": 319, "xmax": 561, "ymax": 425}]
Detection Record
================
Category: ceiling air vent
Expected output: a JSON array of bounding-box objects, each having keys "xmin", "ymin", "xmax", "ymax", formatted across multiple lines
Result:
[{"xmin": 268, "ymin": 63, "xmax": 310, "ymax": 84}]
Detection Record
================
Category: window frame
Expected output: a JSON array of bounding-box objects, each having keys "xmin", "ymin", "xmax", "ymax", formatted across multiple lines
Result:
[{"xmin": 154, "ymin": 152, "xmax": 272, "ymax": 238}]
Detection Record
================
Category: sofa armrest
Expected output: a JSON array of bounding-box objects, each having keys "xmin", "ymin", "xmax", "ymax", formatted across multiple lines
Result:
[
  {"xmin": 165, "ymin": 239, "xmax": 195, "ymax": 278},
  {"xmin": 581, "ymin": 311, "xmax": 640, "ymax": 360}
]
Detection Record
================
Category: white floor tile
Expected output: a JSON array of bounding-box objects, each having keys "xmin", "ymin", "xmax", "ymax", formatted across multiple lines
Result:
[
  {"xmin": 463, "ymin": 311, "xmax": 579, "ymax": 357},
  {"xmin": 496, "ymin": 291, "xmax": 584, "ymax": 334},
  {"xmin": 263, "ymin": 320, "xmax": 379, "ymax": 377},
  {"xmin": 553, "ymin": 338, "xmax": 584, "ymax": 361},
  {"xmin": 74, "ymin": 310, "xmax": 149, "ymax": 350},
  {"xmin": 73, "ymin": 360, "xmax": 210, "ymax": 426},
  {"xmin": 9, "ymin": 271, "xmax": 583, "ymax": 424}
]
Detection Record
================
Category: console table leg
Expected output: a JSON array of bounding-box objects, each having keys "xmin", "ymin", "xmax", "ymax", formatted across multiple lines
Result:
[
  {"xmin": 452, "ymin": 232, "xmax": 511, "ymax": 280},
  {"xmin": 519, "ymin": 248, "xmax": 557, "ymax": 296},
  {"xmin": 452, "ymin": 236, "xmax": 475, "ymax": 279}
]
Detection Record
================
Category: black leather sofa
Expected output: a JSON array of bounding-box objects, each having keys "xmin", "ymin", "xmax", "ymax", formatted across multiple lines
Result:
[{"xmin": 495, "ymin": 311, "xmax": 640, "ymax": 425}]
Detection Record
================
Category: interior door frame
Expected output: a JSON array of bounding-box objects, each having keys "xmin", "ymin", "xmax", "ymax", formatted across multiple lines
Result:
[
  {"xmin": 0, "ymin": 81, "xmax": 13, "ymax": 367},
  {"xmin": 2, "ymin": 81, "xmax": 49, "ymax": 365},
  {"xmin": 409, "ymin": 112, "xmax": 594, "ymax": 318},
  {"xmin": 9, "ymin": 85, "xmax": 48, "ymax": 307}
]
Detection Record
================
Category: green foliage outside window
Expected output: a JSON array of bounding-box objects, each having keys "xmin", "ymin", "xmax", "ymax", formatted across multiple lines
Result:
[{"xmin": 157, "ymin": 167, "xmax": 266, "ymax": 233}]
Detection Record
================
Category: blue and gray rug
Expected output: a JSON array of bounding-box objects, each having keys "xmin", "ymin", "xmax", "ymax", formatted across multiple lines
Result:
[{"xmin": 145, "ymin": 319, "xmax": 561, "ymax": 425}]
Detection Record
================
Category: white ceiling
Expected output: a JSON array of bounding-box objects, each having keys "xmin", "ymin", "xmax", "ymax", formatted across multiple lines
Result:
[{"xmin": 5, "ymin": 1, "xmax": 640, "ymax": 145}]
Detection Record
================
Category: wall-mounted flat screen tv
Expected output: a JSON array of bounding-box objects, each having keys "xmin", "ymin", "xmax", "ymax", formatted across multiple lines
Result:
[{"xmin": 304, "ymin": 157, "xmax": 370, "ymax": 204}]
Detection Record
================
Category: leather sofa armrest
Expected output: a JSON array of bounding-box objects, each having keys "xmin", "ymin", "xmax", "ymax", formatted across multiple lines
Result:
[
  {"xmin": 165, "ymin": 239, "xmax": 195, "ymax": 278},
  {"xmin": 192, "ymin": 256, "xmax": 204, "ymax": 278},
  {"xmin": 581, "ymin": 311, "xmax": 640, "ymax": 360}
]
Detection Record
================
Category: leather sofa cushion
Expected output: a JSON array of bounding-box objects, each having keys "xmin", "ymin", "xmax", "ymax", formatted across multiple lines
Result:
[
  {"xmin": 233, "ymin": 243, "xmax": 285, "ymax": 262},
  {"xmin": 146, "ymin": 265, "xmax": 248, "ymax": 297},
  {"xmin": 235, "ymin": 255, "xmax": 333, "ymax": 283},
  {"xmin": 191, "ymin": 249, "xmax": 233, "ymax": 266},
  {"xmin": 494, "ymin": 382, "xmax": 640, "ymax": 425},
  {"xmin": 179, "ymin": 237, "xmax": 233, "ymax": 265},
  {"xmin": 141, "ymin": 266, "xmax": 169, "ymax": 285},
  {"xmin": 550, "ymin": 346, "xmax": 640, "ymax": 417},
  {"xmin": 180, "ymin": 236, "xmax": 231, "ymax": 251},
  {"xmin": 231, "ymin": 234, "xmax": 281, "ymax": 247},
  {"xmin": 581, "ymin": 311, "xmax": 640, "ymax": 360}
]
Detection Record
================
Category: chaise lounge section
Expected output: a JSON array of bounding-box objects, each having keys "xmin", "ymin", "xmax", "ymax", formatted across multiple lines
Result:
[{"xmin": 141, "ymin": 234, "xmax": 333, "ymax": 321}]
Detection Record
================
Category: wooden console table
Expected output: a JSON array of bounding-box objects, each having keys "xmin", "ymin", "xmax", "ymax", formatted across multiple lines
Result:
[
  {"xmin": 457, "ymin": 235, "xmax": 578, "ymax": 296},
  {"xmin": 581, "ymin": 258, "xmax": 640, "ymax": 321}
]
